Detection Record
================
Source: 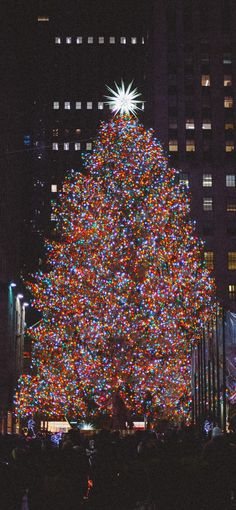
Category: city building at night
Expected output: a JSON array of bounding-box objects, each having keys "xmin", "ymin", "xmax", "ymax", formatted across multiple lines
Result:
[{"xmin": 152, "ymin": 0, "xmax": 236, "ymax": 310}]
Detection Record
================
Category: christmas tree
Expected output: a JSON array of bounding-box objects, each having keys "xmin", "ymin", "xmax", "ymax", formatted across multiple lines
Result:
[{"xmin": 15, "ymin": 85, "xmax": 215, "ymax": 423}]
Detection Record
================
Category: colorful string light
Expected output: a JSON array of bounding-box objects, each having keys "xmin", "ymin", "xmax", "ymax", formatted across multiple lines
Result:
[{"xmin": 14, "ymin": 114, "xmax": 215, "ymax": 422}]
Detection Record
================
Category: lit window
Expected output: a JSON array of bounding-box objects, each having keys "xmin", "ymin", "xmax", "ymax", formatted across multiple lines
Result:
[
  {"xmin": 120, "ymin": 37, "xmax": 126, "ymax": 44},
  {"xmin": 87, "ymin": 102, "xmax": 92, "ymax": 109},
  {"xmin": 226, "ymin": 174, "xmax": 236, "ymax": 187},
  {"xmin": 224, "ymin": 75, "xmax": 232, "ymax": 86},
  {"xmin": 88, "ymin": 36, "xmax": 93, "ymax": 44},
  {"xmin": 37, "ymin": 16, "xmax": 49, "ymax": 22},
  {"xmin": 202, "ymin": 120, "xmax": 212, "ymax": 129},
  {"xmin": 98, "ymin": 102, "xmax": 104, "ymax": 110},
  {"xmin": 76, "ymin": 36, "xmax": 82, "ymax": 44},
  {"xmin": 202, "ymin": 174, "xmax": 212, "ymax": 187},
  {"xmin": 76, "ymin": 101, "xmax": 81, "ymax": 109},
  {"xmin": 74, "ymin": 143, "xmax": 81, "ymax": 150},
  {"xmin": 64, "ymin": 143, "xmax": 69, "ymax": 151},
  {"xmin": 223, "ymin": 53, "xmax": 232, "ymax": 64},
  {"xmin": 51, "ymin": 184, "xmax": 57, "ymax": 193},
  {"xmin": 86, "ymin": 143, "xmax": 92, "ymax": 150},
  {"xmin": 52, "ymin": 143, "xmax": 58, "ymax": 150},
  {"xmin": 186, "ymin": 119, "xmax": 195, "ymax": 129},
  {"xmin": 225, "ymin": 141, "xmax": 234, "ymax": 152},
  {"xmin": 201, "ymin": 74, "xmax": 210, "ymax": 86},
  {"xmin": 204, "ymin": 251, "xmax": 214, "ymax": 270},
  {"xmin": 131, "ymin": 37, "xmax": 137, "ymax": 44},
  {"xmin": 141, "ymin": 37, "xmax": 145, "ymax": 44},
  {"xmin": 55, "ymin": 37, "xmax": 61, "ymax": 44},
  {"xmin": 99, "ymin": 36, "xmax": 104, "ymax": 44},
  {"xmin": 186, "ymin": 139, "xmax": 195, "ymax": 152},
  {"xmin": 66, "ymin": 37, "xmax": 72, "ymax": 44},
  {"xmin": 51, "ymin": 213, "xmax": 57, "ymax": 221},
  {"xmin": 228, "ymin": 252, "xmax": 236, "ymax": 270},
  {"xmin": 52, "ymin": 128, "xmax": 59, "ymax": 137},
  {"xmin": 224, "ymin": 96, "xmax": 233, "ymax": 108},
  {"xmin": 227, "ymin": 199, "xmax": 236, "ymax": 212},
  {"xmin": 229, "ymin": 284, "xmax": 236, "ymax": 300},
  {"xmin": 169, "ymin": 139, "xmax": 178, "ymax": 152},
  {"xmin": 203, "ymin": 197, "xmax": 213, "ymax": 211},
  {"xmin": 225, "ymin": 122, "xmax": 234, "ymax": 130},
  {"xmin": 169, "ymin": 118, "xmax": 177, "ymax": 129},
  {"xmin": 179, "ymin": 172, "xmax": 189, "ymax": 186},
  {"xmin": 64, "ymin": 102, "xmax": 70, "ymax": 110},
  {"xmin": 109, "ymin": 36, "xmax": 115, "ymax": 44},
  {"xmin": 53, "ymin": 101, "xmax": 59, "ymax": 109},
  {"xmin": 75, "ymin": 128, "xmax": 81, "ymax": 135}
]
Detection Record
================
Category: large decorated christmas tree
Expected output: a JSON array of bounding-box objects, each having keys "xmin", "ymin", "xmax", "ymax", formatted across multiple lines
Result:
[{"xmin": 15, "ymin": 84, "xmax": 215, "ymax": 424}]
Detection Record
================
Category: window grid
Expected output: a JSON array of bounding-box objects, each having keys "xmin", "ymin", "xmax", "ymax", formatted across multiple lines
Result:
[
  {"xmin": 224, "ymin": 96, "xmax": 233, "ymax": 108},
  {"xmin": 186, "ymin": 140, "xmax": 195, "ymax": 152},
  {"xmin": 202, "ymin": 174, "xmax": 212, "ymax": 187},
  {"xmin": 169, "ymin": 140, "xmax": 178, "ymax": 152},
  {"xmin": 227, "ymin": 199, "xmax": 236, "ymax": 212},
  {"xmin": 224, "ymin": 75, "xmax": 232, "ymax": 86},
  {"xmin": 201, "ymin": 74, "xmax": 210, "ymax": 86},
  {"xmin": 51, "ymin": 184, "xmax": 57, "ymax": 193},
  {"xmin": 186, "ymin": 119, "xmax": 195, "ymax": 129},
  {"xmin": 228, "ymin": 252, "xmax": 236, "ymax": 270},
  {"xmin": 226, "ymin": 175, "xmax": 236, "ymax": 187},
  {"xmin": 229, "ymin": 284, "xmax": 236, "ymax": 301},
  {"xmin": 204, "ymin": 251, "xmax": 214, "ymax": 270},
  {"xmin": 226, "ymin": 141, "xmax": 234, "ymax": 152},
  {"xmin": 53, "ymin": 101, "xmax": 59, "ymax": 110},
  {"xmin": 202, "ymin": 120, "xmax": 212, "ymax": 130},
  {"xmin": 74, "ymin": 143, "xmax": 81, "ymax": 151},
  {"xmin": 203, "ymin": 197, "xmax": 213, "ymax": 211}
]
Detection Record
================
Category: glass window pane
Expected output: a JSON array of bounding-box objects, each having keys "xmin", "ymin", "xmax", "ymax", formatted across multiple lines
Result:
[
  {"xmin": 169, "ymin": 139, "xmax": 178, "ymax": 152},
  {"xmin": 229, "ymin": 284, "xmax": 236, "ymax": 300},
  {"xmin": 202, "ymin": 174, "xmax": 212, "ymax": 187},
  {"xmin": 224, "ymin": 96, "xmax": 233, "ymax": 108},
  {"xmin": 203, "ymin": 198, "xmax": 213, "ymax": 211},
  {"xmin": 228, "ymin": 252, "xmax": 236, "ymax": 270},
  {"xmin": 224, "ymin": 75, "xmax": 232, "ymax": 86},
  {"xmin": 201, "ymin": 74, "xmax": 210, "ymax": 86},
  {"xmin": 186, "ymin": 140, "xmax": 195, "ymax": 152},
  {"xmin": 226, "ymin": 175, "xmax": 235, "ymax": 187},
  {"xmin": 204, "ymin": 251, "xmax": 214, "ymax": 270}
]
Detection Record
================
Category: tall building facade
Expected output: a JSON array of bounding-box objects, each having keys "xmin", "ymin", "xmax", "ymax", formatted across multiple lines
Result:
[
  {"xmin": 152, "ymin": 0, "xmax": 236, "ymax": 311},
  {"xmin": 20, "ymin": 0, "xmax": 151, "ymax": 273}
]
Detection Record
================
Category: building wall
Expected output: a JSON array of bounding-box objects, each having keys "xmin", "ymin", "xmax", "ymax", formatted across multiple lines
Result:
[{"xmin": 152, "ymin": 0, "xmax": 236, "ymax": 310}]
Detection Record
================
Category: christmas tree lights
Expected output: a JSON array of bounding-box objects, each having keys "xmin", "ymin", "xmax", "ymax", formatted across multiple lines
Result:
[{"xmin": 15, "ymin": 110, "xmax": 215, "ymax": 422}]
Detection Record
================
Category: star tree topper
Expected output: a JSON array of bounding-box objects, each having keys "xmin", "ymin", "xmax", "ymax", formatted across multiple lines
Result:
[{"xmin": 104, "ymin": 80, "xmax": 143, "ymax": 116}]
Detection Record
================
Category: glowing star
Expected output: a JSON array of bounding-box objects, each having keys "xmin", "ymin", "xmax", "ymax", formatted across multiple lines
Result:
[{"xmin": 104, "ymin": 80, "xmax": 143, "ymax": 116}]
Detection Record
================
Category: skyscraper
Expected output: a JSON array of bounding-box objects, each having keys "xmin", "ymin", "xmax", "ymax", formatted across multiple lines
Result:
[{"xmin": 152, "ymin": 0, "xmax": 236, "ymax": 310}]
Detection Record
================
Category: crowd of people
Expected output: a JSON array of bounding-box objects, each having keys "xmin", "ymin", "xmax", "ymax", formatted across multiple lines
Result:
[{"xmin": 0, "ymin": 424, "xmax": 236, "ymax": 510}]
